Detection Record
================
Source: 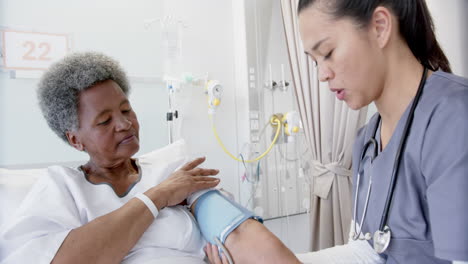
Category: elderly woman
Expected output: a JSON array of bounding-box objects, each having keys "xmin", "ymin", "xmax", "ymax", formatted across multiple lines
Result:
[{"xmin": 0, "ymin": 52, "xmax": 300, "ymax": 264}]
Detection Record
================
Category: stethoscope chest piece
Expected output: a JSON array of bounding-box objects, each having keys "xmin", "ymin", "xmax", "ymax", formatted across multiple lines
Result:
[{"xmin": 373, "ymin": 225, "xmax": 391, "ymax": 254}]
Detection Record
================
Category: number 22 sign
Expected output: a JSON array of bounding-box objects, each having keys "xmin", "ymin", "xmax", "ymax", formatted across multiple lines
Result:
[{"xmin": 2, "ymin": 30, "xmax": 69, "ymax": 70}]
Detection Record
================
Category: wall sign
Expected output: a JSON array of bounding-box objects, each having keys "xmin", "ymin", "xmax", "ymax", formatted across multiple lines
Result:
[{"xmin": 1, "ymin": 30, "xmax": 69, "ymax": 70}]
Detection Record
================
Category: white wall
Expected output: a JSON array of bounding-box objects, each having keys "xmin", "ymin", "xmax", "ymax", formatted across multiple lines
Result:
[
  {"xmin": 366, "ymin": 0, "xmax": 468, "ymax": 121},
  {"xmin": 427, "ymin": 0, "xmax": 468, "ymax": 78}
]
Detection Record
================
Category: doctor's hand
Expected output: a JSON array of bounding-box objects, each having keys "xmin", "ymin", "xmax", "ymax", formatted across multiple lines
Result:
[
  {"xmin": 146, "ymin": 157, "xmax": 220, "ymax": 209},
  {"xmin": 206, "ymin": 243, "xmax": 230, "ymax": 264}
]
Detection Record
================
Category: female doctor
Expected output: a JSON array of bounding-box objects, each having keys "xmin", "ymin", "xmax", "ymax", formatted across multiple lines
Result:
[{"xmin": 295, "ymin": 0, "xmax": 468, "ymax": 263}]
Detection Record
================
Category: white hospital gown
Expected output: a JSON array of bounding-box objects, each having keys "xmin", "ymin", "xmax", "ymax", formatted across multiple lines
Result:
[{"xmin": 0, "ymin": 157, "xmax": 207, "ymax": 264}]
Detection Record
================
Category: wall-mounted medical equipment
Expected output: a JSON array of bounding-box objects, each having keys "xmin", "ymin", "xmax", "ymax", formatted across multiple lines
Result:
[
  {"xmin": 264, "ymin": 63, "xmax": 277, "ymax": 91},
  {"xmin": 268, "ymin": 111, "xmax": 302, "ymax": 144},
  {"xmin": 205, "ymin": 79, "xmax": 301, "ymax": 164},
  {"xmin": 283, "ymin": 111, "xmax": 301, "ymax": 136},
  {"xmin": 205, "ymin": 80, "xmax": 223, "ymax": 114},
  {"xmin": 210, "ymin": 113, "xmax": 281, "ymax": 163},
  {"xmin": 264, "ymin": 64, "xmax": 290, "ymax": 92}
]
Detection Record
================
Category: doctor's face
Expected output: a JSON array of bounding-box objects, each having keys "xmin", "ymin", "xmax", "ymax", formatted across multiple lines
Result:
[
  {"xmin": 298, "ymin": 5, "xmax": 385, "ymax": 110},
  {"xmin": 70, "ymin": 80, "xmax": 140, "ymax": 166}
]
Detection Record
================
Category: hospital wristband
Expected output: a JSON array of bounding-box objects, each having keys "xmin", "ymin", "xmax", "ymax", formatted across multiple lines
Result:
[{"xmin": 135, "ymin": 193, "xmax": 159, "ymax": 219}]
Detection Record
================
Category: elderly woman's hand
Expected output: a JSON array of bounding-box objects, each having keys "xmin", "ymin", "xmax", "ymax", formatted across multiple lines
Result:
[
  {"xmin": 146, "ymin": 157, "xmax": 220, "ymax": 209},
  {"xmin": 206, "ymin": 243, "xmax": 230, "ymax": 264}
]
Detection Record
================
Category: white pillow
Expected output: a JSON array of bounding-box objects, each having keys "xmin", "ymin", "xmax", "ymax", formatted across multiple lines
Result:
[
  {"xmin": 0, "ymin": 168, "xmax": 46, "ymax": 227},
  {"xmin": 138, "ymin": 140, "xmax": 222, "ymax": 207},
  {"xmin": 138, "ymin": 139, "xmax": 188, "ymax": 166}
]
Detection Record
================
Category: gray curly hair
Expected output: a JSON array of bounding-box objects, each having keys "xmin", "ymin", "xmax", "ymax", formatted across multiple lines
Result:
[{"xmin": 37, "ymin": 51, "xmax": 131, "ymax": 144}]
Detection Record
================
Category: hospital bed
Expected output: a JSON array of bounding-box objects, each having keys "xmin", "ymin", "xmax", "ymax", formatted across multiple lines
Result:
[{"xmin": 0, "ymin": 167, "xmax": 47, "ymax": 228}]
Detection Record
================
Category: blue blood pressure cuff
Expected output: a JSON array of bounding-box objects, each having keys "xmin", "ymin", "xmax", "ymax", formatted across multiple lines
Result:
[{"xmin": 193, "ymin": 189, "xmax": 263, "ymax": 245}]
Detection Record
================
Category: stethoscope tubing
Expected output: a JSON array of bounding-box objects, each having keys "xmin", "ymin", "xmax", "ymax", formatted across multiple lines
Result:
[
  {"xmin": 353, "ymin": 67, "xmax": 428, "ymax": 240},
  {"xmin": 353, "ymin": 138, "xmax": 378, "ymax": 240},
  {"xmin": 378, "ymin": 67, "xmax": 428, "ymax": 231}
]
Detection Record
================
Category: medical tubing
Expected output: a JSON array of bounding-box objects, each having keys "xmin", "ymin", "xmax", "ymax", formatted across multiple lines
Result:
[
  {"xmin": 276, "ymin": 140, "xmax": 309, "ymax": 162},
  {"xmin": 378, "ymin": 67, "xmax": 428, "ymax": 231},
  {"xmin": 209, "ymin": 115, "xmax": 282, "ymax": 163},
  {"xmin": 214, "ymin": 237, "xmax": 234, "ymax": 264}
]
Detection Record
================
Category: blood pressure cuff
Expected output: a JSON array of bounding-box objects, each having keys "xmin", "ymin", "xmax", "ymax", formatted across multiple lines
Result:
[{"xmin": 193, "ymin": 189, "xmax": 263, "ymax": 245}]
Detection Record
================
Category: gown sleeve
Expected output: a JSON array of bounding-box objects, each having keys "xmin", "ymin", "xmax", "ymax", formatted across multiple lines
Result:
[
  {"xmin": 421, "ymin": 90, "xmax": 468, "ymax": 261},
  {"xmin": 0, "ymin": 168, "xmax": 81, "ymax": 263}
]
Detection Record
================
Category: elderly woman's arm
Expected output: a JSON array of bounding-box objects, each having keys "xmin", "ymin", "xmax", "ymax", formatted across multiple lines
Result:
[
  {"xmin": 52, "ymin": 194, "xmax": 160, "ymax": 264},
  {"xmin": 189, "ymin": 191, "xmax": 301, "ymax": 264},
  {"xmin": 210, "ymin": 219, "xmax": 302, "ymax": 264},
  {"xmin": 52, "ymin": 157, "xmax": 220, "ymax": 264}
]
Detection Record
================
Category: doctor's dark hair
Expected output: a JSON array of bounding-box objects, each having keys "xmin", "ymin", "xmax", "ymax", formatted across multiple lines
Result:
[
  {"xmin": 37, "ymin": 52, "xmax": 131, "ymax": 144},
  {"xmin": 298, "ymin": 0, "xmax": 452, "ymax": 73}
]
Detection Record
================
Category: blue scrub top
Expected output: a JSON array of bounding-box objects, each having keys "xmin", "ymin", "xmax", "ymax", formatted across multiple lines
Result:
[{"xmin": 352, "ymin": 71, "xmax": 468, "ymax": 263}]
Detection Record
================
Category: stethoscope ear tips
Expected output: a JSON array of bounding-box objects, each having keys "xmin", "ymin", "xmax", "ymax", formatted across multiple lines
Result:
[
  {"xmin": 350, "ymin": 230, "xmax": 371, "ymax": 241},
  {"xmin": 364, "ymin": 232, "xmax": 372, "ymax": 240}
]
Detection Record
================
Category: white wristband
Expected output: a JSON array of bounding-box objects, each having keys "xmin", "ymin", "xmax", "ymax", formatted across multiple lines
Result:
[{"xmin": 135, "ymin": 193, "xmax": 159, "ymax": 219}]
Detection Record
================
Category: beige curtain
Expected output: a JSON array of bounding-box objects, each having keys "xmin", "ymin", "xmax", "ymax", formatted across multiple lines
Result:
[{"xmin": 280, "ymin": 0, "xmax": 368, "ymax": 251}]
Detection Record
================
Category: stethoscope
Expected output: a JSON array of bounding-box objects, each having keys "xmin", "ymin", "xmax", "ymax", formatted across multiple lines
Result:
[{"xmin": 351, "ymin": 67, "xmax": 428, "ymax": 254}]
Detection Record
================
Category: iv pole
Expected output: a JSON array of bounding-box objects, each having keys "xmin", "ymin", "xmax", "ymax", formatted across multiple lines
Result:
[
  {"xmin": 166, "ymin": 81, "xmax": 178, "ymax": 144},
  {"xmin": 144, "ymin": 16, "xmax": 185, "ymax": 144}
]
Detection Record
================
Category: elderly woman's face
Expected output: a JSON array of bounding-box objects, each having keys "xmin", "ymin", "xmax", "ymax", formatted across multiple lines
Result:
[{"xmin": 70, "ymin": 80, "xmax": 140, "ymax": 166}]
